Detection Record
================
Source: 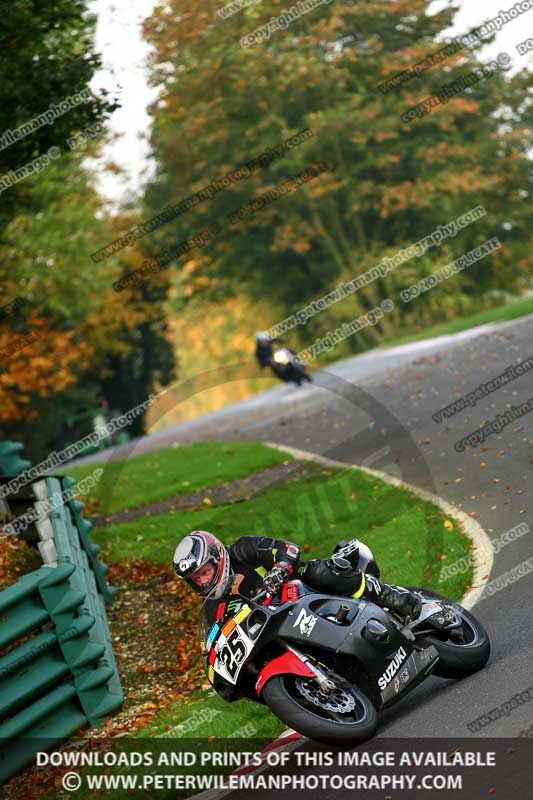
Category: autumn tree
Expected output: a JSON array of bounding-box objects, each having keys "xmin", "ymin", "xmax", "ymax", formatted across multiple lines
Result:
[
  {"xmin": 139, "ymin": 0, "xmax": 532, "ymax": 351},
  {"xmin": 0, "ymin": 0, "xmax": 117, "ymax": 234},
  {"xmin": 0, "ymin": 2, "xmax": 175, "ymax": 458}
]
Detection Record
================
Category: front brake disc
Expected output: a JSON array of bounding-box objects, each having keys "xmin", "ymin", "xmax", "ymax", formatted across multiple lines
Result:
[{"xmin": 295, "ymin": 678, "xmax": 356, "ymax": 713}]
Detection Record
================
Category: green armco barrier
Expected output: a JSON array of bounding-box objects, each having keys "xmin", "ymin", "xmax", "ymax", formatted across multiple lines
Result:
[
  {"xmin": 0, "ymin": 473, "xmax": 124, "ymax": 786},
  {"xmin": 0, "ymin": 685, "xmax": 87, "ymax": 784},
  {"xmin": 33, "ymin": 477, "xmax": 123, "ymax": 721},
  {"xmin": 61, "ymin": 475, "xmax": 117, "ymax": 603},
  {"xmin": 0, "ymin": 567, "xmax": 52, "ymax": 649},
  {"xmin": 0, "ymin": 441, "xmax": 31, "ymax": 476}
]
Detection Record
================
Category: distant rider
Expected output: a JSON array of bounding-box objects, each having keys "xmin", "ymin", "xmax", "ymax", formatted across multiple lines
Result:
[{"xmin": 254, "ymin": 332, "xmax": 283, "ymax": 368}]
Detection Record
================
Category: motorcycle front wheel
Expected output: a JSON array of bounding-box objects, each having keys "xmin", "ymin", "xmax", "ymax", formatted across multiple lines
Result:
[
  {"xmin": 408, "ymin": 587, "xmax": 490, "ymax": 679},
  {"xmin": 262, "ymin": 673, "xmax": 378, "ymax": 745}
]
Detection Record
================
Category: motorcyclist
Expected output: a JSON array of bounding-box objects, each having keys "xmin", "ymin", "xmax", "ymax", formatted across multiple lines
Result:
[
  {"xmin": 254, "ymin": 332, "xmax": 283, "ymax": 368},
  {"xmin": 173, "ymin": 530, "xmax": 422, "ymax": 623}
]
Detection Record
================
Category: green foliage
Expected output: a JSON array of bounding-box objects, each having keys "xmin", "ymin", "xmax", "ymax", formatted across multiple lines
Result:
[
  {"xmin": 1, "ymin": 158, "xmax": 114, "ymax": 323},
  {"xmin": 0, "ymin": 0, "xmax": 117, "ymax": 233}
]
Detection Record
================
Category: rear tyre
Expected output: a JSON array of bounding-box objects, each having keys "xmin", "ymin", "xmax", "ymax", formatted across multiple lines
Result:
[
  {"xmin": 408, "ymin": 587, "xmax": 490, "ymax": 679},
  {"xmin": 262, "ymin": 673, "xmax": 378, "ymax": 745}
]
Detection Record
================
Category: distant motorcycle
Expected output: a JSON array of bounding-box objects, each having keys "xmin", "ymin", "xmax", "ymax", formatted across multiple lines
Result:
[
  {"xmin": 255, "ymin": 333, "xmax": 311, "ymax": 386},
  {"xmin": 199, "ymin": 540, "xmax": 490, "ymax": 745}
]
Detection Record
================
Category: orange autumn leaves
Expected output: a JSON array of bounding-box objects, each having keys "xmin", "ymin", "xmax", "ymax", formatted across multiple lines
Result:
[{"xmin": 0, "ymin": 313, "xmax": 88, "ymax": 422}]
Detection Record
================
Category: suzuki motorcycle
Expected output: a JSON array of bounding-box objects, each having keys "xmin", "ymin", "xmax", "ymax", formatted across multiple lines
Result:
[{"xmin": 199, "ymin": 541, "xmax": 490, "ymax": 745}]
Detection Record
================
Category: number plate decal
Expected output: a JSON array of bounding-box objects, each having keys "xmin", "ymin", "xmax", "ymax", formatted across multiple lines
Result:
[{"xmin": 210, "ymin": 605, "xmax": 253, "ymax": 684}]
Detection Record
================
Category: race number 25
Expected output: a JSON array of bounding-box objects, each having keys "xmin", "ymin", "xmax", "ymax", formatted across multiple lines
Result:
[{"xmin": 218, "ymin": 628, "xmax": 248, "ymax": 679}]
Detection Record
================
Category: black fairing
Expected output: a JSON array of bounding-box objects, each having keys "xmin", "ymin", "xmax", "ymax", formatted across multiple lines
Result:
[
  {"xmin": 273, "ymin": 595, "xmax": 415, "ymax": 705},
  {"xmin": 200, "ymin": 579, "xmax": 438, "ymax": 709}
]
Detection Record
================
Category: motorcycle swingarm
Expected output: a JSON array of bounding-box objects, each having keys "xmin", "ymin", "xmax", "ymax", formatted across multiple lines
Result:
[{"xmin": 410, "ymin": 601, "xmax": 463, "ymax": 635}]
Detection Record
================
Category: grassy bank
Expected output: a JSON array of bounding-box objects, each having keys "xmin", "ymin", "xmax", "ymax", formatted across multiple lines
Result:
[{"xmin": 67, "ymin": 441, "xmax": 292, "ymax": 514}]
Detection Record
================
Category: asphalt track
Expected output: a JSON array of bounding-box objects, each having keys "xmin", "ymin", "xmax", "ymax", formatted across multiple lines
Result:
[{"xmin": 78, "ymin": 315, "xmax": 532, "ymax": 793}]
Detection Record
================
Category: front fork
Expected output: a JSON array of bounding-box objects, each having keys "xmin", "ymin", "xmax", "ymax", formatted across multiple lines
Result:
[{"xmin": 282, "ymin": 641, "xmax": 336, "ymax": 693}]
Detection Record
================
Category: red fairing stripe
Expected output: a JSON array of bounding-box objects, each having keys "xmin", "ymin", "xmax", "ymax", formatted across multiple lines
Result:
[{"xmin": 255, "ymin": 652, "xmax": 315, "ymax": 697}]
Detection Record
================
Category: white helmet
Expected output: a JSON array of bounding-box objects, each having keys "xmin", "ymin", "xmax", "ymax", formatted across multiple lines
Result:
[{"xmin": 173, "ymin": 530, "xmax": 231, "ymax": 599}]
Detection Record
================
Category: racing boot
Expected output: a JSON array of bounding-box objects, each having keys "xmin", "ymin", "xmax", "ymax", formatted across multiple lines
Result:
[{"xmin": 362, "ymin": 574, "xmax": 422, "ymax": 623}]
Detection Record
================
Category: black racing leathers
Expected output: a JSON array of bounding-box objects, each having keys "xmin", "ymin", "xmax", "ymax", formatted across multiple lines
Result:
[
  {"xmin": 302, "ymin": 560, "xmax": 422, "ymax": 621},
  {"xmin": 228, "ymin": 536, "xmax": 421, "ymax": 622}
]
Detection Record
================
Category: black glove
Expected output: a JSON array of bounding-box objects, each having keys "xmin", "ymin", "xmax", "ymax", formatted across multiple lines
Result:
[{"xmin": 263, "ymin": 561, "xmax": 293, "ymax": 595}]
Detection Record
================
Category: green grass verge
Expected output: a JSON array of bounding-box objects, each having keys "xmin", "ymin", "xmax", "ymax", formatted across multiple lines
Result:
[
  {"xmin": 135, "ymin": 688, "xmax": 283, "ymax": 740},
  {"xmin": 66, "ymin": 441, "xmax": 292, "ymax": 514},
  {"xmin": 92, "ymin": 459, "xmax": 473, "ymax": 740},
  {"xmin": 378, "ymin": 295, "xmax": 533, "ymax": 350}
]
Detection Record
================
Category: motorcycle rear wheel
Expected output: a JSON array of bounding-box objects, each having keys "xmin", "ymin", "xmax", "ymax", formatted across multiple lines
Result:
[
  {"xmin": 262, "ymin": 673, "xmax": 378, "ymax": 745},
  {"xmin": 408, "ymin": 587, "xmax": 490, "ymax": 679}
]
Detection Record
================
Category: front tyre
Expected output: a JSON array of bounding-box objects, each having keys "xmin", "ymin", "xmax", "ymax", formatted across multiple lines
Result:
[
  {"xmin": 262, "ymin": 673, "xmax": 378, "ymax": 745},
  {"xmin": 409, "ymin": 587, "xmax": 490, "ymax": 679}
]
